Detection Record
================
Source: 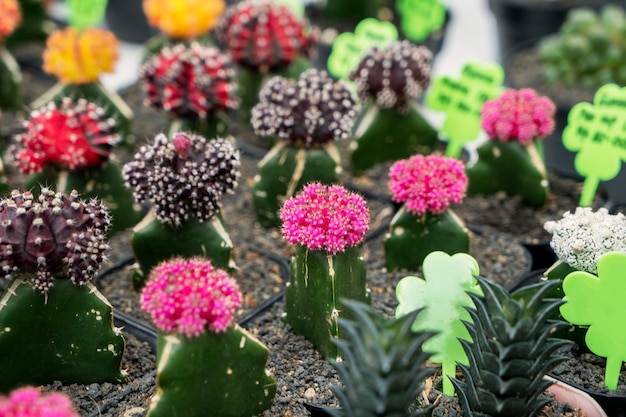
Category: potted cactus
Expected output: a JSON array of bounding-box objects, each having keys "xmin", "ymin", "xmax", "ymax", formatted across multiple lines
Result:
[
  {"xmin": 140, "ymin": 257, "xmax": 276, "ymax": 417},
  {"xmin": 466, "ymin": 87, "xmax": 556, "ymax": 208},
  {"xmin": 250, "ymin": 68, "xmax": 358, "ymax": 228},
  {"xmin": 0, "ymin": 0, "xmax": 22, "ymax": 111},
  {"xmin": 0, "ymin": 188, "xmax": 126, "ymax": 393},
  {"xmin": 281, "ymin": 183, "xmax": 371, "ymax": 360},
  {"xmin": 0, "ymin": 386, "xmax": 79, "ymax": 416},
  {"xmin": 384, "ymin": 154, "xmax": 470, "ymax": 272},
  {"xmin": 123, "ymin": 131, "xmax": 240, "ymax": 290},
  {"xmin": 11, "ymin": 97, "xmax": 143, "ymax": 235},
  {"xmin": 348, "ymin": 40, "xmax": 438, "ymax": 176}
]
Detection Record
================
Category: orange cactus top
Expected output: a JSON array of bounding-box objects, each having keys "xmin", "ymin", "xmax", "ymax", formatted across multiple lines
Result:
[
  {"xmin": 143, "ymin": 0, "xmax": 225, "ymax": 39},
  {"xmin": 0, "ymin": 0, "xmax": 21, "ymax": 40},
  {"xmin": 43, "ymin": 27, "xmax": 119, "ymax": 85}
]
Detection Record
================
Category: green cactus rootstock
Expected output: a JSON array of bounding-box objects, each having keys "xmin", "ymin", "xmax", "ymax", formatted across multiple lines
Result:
[
  {"xmin": 168, "ymin": 115, "xmax": 229, "ymax": 141},
  {"xmin": 350, "ymin": 103, "xmax": 438, "ymax": 176},
  {"xmin": 148, "ymin": 324, "xmax": 276, "ymax": 417},
  {"xmin": 328, "ymin": 299, "xmax": 435, "ymax": 417},
  {"xmin": 384, "ymin": 207, "xmax": 470, "ymax": 272},
  {"xmin": 0, "ymin": 278, "xmax": 126, "ymax": 393},
  {"xmin": 465, "ymin": 140, "xmax": 549, "ymax": 208},
  {"xmin": 0, "ymin": 46, "xmax": 22, "ymax": 110},
  {"xmin": 452, "ymin": 277, "xmax": 571, "ymax": 417},
  {"xmin": 253, "ymin": 141, "xmax": 342, "ymax": 229},
  {"xmin": 285, "ymin": 246, "xmax": 370, "ymax": 360},
  {"xmin": 6, "ymin": 0, "xmax": 55, "ymax": 46},
  {"xmin": 131, "ymin": 212, "xmax": 236, "ymax": 290}
]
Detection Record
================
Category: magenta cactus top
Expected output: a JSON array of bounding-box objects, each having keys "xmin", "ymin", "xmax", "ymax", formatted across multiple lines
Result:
[
  {"xmin": 0, "ymin": 386, "xmax": 79, "ymax": 417},
  {"xmin": 481, "ymin": 88, "xmax": 556, "ymax": 146},
  {"xmin": 140, "ymin": 42, "xmax": 239, "ymax": 120},
  {"xmin": 141, "ymin": 257, "xmax": 242, "ymax": 337},
  {"xmin": 388, "ymin": 154, "xmax": 467, "ymax": 216},
  {"xmin": 280, "ymin": 183, "xmax": 370, "ymax": 254}
]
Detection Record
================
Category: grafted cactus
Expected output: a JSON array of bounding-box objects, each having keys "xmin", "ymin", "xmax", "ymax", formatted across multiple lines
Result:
[
  {"xmin": 123, "ymin": 132, "xmax": 240, "ymax": 290},
  {"xmin": 0, "ymin": 188, "xmax": 126, "ymax": 393},
  {"xmin": 0, "ymin": 0, "xmax": 22, "ymax": 110},
  {"xmin": 0, "ymin": 386, "xmax": 79, "ymax": 416},
  {"xmin": 281, "ymin": 183, "xmax": 371, "ymax": 360},
  {"xmin": 349, "ymin": 40, "xmax": 438, "ymax": 175},
  {"xmin": 141, "ymin": 257, "xmax": 276, "ymax": 417}
]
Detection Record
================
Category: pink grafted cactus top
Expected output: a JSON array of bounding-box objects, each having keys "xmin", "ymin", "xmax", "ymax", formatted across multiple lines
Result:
[{"xmin": 0, "ymin": 386, "xmax": 79, "ymax": 417}]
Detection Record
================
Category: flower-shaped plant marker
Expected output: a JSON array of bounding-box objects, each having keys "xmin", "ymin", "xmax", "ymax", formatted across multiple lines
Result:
[
  {"xmin": 385, "ymin": 154, "xmax": 469, "ymax": 272},
  {"xmin": 396, "ymin": 0, "xmax": 446, "ymax": 43},
  {"xmin": 425, "ymin": 61, "xmax": 504, "ymax": 158},
  {"xmin": 0, "ymin": 386, "xmax": 79, "ymax": 416},
  {"xmin": 396, "ymin": 251, "xmax": 482, "ymax": 396},
  {"xmin": 327, "ymin": 18, "xmax": 398, "ymax": 81},
  {"xmin": 466, "ymin": 88, "xmax": 556, "ymax": 208},
  {"xmin": 0, "ymin": 0, "xmax": 22, "ymax": 110},
  {"xmin": 66, "ymin": 0, "xmax": 107, "ymax": 31},
  {"xmin": 561, "ymin": 251, "xmax": 626, "ymax": 390},
  {"xmin": 562, "ymin": 84, "xmax": 626, "ymax": 207},
  {"xmin": 281, "ymin": 183, "xmax": 371, "ymax": 360}
]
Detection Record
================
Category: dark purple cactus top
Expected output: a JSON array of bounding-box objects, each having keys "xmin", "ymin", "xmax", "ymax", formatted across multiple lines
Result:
[
  {"xmin": 0, "ymin": 188, "xmax": 111, "ymax": 292},
  {"xmin": 251, "ymin": 69, "xmax": 358, "ymax": 147},
  {"xmin": 0, "ymin": 386, "xmax": 79, "ymax": 417},
  {"xmin": 122, "ymin": 132, "xmax": 241, "ymax": 227},
  {"xmin": 350, "ymin": 40, "xmax": 432, "ymax": 113}
]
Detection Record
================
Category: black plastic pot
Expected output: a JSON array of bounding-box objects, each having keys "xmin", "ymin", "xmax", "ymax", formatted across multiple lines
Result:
[{"xmin": 550, "ymin": 375, "xmax": 626, "ymax": 417}]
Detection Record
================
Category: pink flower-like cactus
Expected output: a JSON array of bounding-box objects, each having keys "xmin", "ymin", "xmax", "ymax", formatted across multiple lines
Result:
[
  {"xmin": 280, "ymin": 183, "xmax": 369, "ymax": 254},
  {"xmin": 141, "ymin": 257, "xmax": 242, "ymax": 337},
  {"xmin": 0, "ymin": 386, "xmax": 79, "ymax": 417},
  {"xmin": 140, "ymin": 42, "xmax": 239, "ymax": 120},
  {"xmin": 13, "ymin": 98, "xmax": 119, "ymax": 174},
  {"xmin": 0, "ymin": 188, "xmax": 111, "ymax": 292},
  {"xmin": 388, "ymin": 154, "xmax": 468, "ymax": 216},
  {"xmin": 481, "ymin": 88, "xmax": 556, "ymax": 145},
  {"xmin": 215, "ymin": 0, "xmax": 318, "ymax": 72}
]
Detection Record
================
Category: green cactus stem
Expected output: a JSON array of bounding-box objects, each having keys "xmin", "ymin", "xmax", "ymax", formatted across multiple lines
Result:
[
  {"xmin": 0, "ymin": 277, "xmax": 126, "ymax": 393},
  {"xmin": 350, "ymin": 102, "xmax": 438, "ymax": 176},
  {"xmin": 465, "ymin": 140, "xmax": 549, "ymax": 208},
  {"xmin": 131, "ymin": 211, "xmax": 236, "ymax": 290},
  {"xmin": 148, "ymin": 324, "xmax": 276, "ymax": 417},
  {"xmin": 253, "ymin": 141, "xmax": 341, "ymax": 229},
  {"xmin": 285, "ymin": 245, "xmax": 370, "ymax": 360},
  {"xmin": 384, "ymin": 207, "xmax": 470, "ymax": 272},
  {"xmin": 319, "ymin": 0, "xmax": 385, "ymax": 28},
  {"xmin": 0, "ymin": 46, "xmax": 21, "ymax": 110},
  {"xmin": 168, "ymin": 115, "xmax": 229, "ymax": 141}
]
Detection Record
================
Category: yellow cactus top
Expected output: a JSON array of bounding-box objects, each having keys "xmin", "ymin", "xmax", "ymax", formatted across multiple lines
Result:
[
  {"xmin": 143, "ymin": 0, "xmax": 225, "ymax": 39},
  {"xmin": 0, "ymin": 0, "xmax": 21, "ymax": 40},
  {"xmin": 43, "ymin": 27, "xmax": 119, "ymax": 85}
]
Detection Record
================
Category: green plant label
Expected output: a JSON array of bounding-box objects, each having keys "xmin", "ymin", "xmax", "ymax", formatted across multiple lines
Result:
[
  {"xmin": 327, "ymin": 18, "xmax": 398, "ymax": 80},
  {"xmin": 563, "ymin": 84, "xmax": 626, "ymax": 207},
  {"xmin": 561, "ymin": 251, "xmax": 626, "ymax": 391},
  {"xmin": 397, "ymin": 0, "xmax": 446, "ymax": 42},
  {"xmin": 270, "ymin": 0, "xmax": 305, "ymax": 18},
  {"xmin": 67, "ymin": 0, "xmax": 108, "ymax": 30},
  {"xmin": 425, "ymin": 61, "xmax": 504, "ymax": 158},
  {"xmin": 395, "ymin": 251, "xmax": 482, "ymax": 396}
]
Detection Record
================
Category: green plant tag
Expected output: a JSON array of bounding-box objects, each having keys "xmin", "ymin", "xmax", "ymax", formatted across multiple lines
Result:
[
  {"xmin": 562, "ymin": 84, "xmax": 626, "ymax": 207},
  {"xmin": 67, "ymin": 0, "xmax": 108, "ymax": 31},
  {"xmin": 560, "ymin": 251, "xmax": 626, "ymax": 391},
  {"xmin": 270, "ymin": 0, "xmax": 305, "ymax": 18},
  {"xmin": 425, "ymin": 61, "xmax": 504, "ymax": 158},
  {"xmin": 327, "ymin": 18, "xmax": 398, "ymax": 80},
  {"xmin": 395, "ymin": 251, "xmax": 482, "ymax": 396},
  {"xmin": 397, "ymin": 0, "xmax": 446, "ymax": 42}
]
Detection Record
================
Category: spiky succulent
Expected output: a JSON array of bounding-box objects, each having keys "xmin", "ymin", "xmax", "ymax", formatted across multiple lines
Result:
[
  {"xmin": 122, "ymin": 132, "xmax": 240, "ymax": 227},
  {"xmin": 215, "ymin": 0, "xmax": 318, "ymax": 72},
  {"xmin": 251, "ymin": 69, "xmax": 358, "ymax": 146},
  {"xmin": 452, "ymin": 277, "xmax": 571, "ymax": 417},
  {"xmin": 328, "ymin": 299, "xmax": 435, "ymax": 417},
  {"xmin": 349, "ymin": 40, "xmax": 432, "ymax": 114},
  {"xmin": 0, "ymin": 188, "xmax": 111, "ymax": 292},
  {"xmin": 140, "ymin": 42, "xmax": 239, "ymax": 120}
]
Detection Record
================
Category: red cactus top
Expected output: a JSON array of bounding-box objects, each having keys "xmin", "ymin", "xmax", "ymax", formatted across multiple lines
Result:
[
  {"xmin": 215, "ymin": 0, "xmax": 318, "ymax": 72},
  {"xmin": 0, "ymin": 386, "xmax": 79, "ymax": 417},
  {"xmin": 481, "ymin": 88, "xmax": 556, "ymax": 146}
]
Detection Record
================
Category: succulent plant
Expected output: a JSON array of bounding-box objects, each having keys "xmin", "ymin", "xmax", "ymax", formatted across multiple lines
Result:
[
  {"xmin": 316, "ymin": 0, "xmax": 385, "ymax": 28},
  {"xmin": 281, "ymin": 183, "xmax": 371, "ymax": 360},
  {"xmin": 123, "ymin": 132, "xmax": 240, "ymax": 290},
  {"xmin": 141, "ymin": 257, "xmax": 276, "ymax": 417},
  {"xmin": 538, "ymin": 4, "xmax": 626, "ymax": 89},
  {"xmin": 0, "ymin": 0, "xmax": 23, "ymax": 110},
  {"xmin": 251, "ymin": 68, "xmax": 358, "ymax": 228},
  {"xmin": 384, "ymin": 154, "xmax": 469, "ymax": 272},
  {"xmin": 466, "ymin": 88, "xmax": 555, "ymax": 208},
  {"xmin": 328, "ymin": 299, "xmax": 435, "ymax": 417},
  {"xmin": 140, "ymin": 42, "xmax": 239, "ymax": 138},
  {"xmin": 0, "ymin": 188, "xmax": 126, "ymax": 393},
  {"xmin": 0, "ymin": 386, "xmax": 79, "ymax": 416},
  {"xmin": 348, "ymin": 40, "xmax": 438, "ymax": 175},
  {"xmin": 452, "ymin": 276, "xmax": 572, "ymax": 417},
  {"xmin": 5, "ymin": 0, "xmax": 54, "ymax": 46}
]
